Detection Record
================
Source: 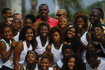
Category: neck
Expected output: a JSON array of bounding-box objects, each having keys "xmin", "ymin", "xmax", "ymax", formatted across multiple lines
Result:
[
  {"xmin": 54, "ymin": 42, "xmax": 61, "ymax": 49},
  {"xmin": 41, "ymin": 16, "xmax": 48, "ymax": 21},
  {"xmin": 27, "ymin": 63, "xmax": 36, "ymax": 70},
  {"xmin": 26, "ymin": 41, "xmax": 31, "ymax": 48}
]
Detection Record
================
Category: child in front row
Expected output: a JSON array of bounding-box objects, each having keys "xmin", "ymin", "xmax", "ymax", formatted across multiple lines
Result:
[{"xmin": 20, "ymin": 51, "xmax": 39, "ymax": 70}]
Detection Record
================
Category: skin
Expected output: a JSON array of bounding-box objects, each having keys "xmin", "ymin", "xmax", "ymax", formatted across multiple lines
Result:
[
  {"xmin": 67, "ymin": 28, "xmax": 76, "ymax": 39},
  {"xmin": 24, "ymin": 19, "xmax": 33, "ymax": 27},
  {"xmin": 0, "ymin": 27, "xmax": 15, "ymax": 62},
  {"xmin": 14, "ymin": 28, "xmax": 34, "ymax": 70},
  {"xmin": 3, "ymin": 10, "xmax": 12, "ymax": 19},
  {"xmin": 39, "ymin": 5, "xmax": 49, "ymax": 21},
  {"xmin": 87, "ymin": 57, "xmax": 100, "ymax": 69},
  {"xmin": 52, "ymin": 31, "xmax": 62, "ymax": 50},
  {"xmin": 5, "ymin": 17, "xmax": 13, "ymax": 25},
  {"xmin": 56, "ymin": 9, "xmax": 67, "ymax": 20},
  {"xmin": 62, "ymin": 49, "xmax": 73, "ymax": 58},
  {"xmin": 89, "ymin": 9, "xmax": 100, "ymax": 25},
  {"xmin": 39, "ymin": 58, "xmax": 51, "ymax": 70},
  {"xmin": 68, "ymin": 57, "xmax": 75, "ymax": 70},
  {"xmin": 59, "ymin": 18, "xmax": 68, "ymax": 29},
  {"xmin": 39, "ymin": 25, "xmax": 49, "ymax": 47}
]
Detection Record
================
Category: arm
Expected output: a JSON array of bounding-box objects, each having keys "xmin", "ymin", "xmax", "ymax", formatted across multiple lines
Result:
[
  {"xmin": 14, "ymin": 41, "xmax": 23, "ymax": 70},
  {"xmin": 0, "ymin": 41, "xmax": 14, "ymax": 62}
]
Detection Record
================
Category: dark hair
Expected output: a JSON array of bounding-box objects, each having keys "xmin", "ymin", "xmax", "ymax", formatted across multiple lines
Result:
[
  {"xmin": 37, "ymin": 22, "xmax": 50, "ymax": 35},
  {"xmin": 26, "ymin": 51, "xmax": 39, "ymax": 62},
  {"xmin": 1, "ymin": 8, "xmax": 11, "ymax": 16},
  {"xmin": 25, "ymin": 14, "xmax": 36, "ymax": 23},
  {"xmin": 93, "ymin": 8, "xmax": 104, "ymax": 19},
  {"xmin": 93, "ymin": 24, "xmax": 104, "ymax": 31},
  {"xmin": 39, "ymin": 4, "xmax": 49, "ymax": 9},
  {"xmin": 74, "ymin": 15, "xmax": 88, "ymax": 31},
  {"xmin": 62, "ymin": 44, "xmax": 73, "ymax": 53},
  {"xmin": 64, "ymin": 26, "xmax": 77, "ymax": 43},
  {"xmin": 19, "ymin": 26, "xmax": 37, "ymax": 50},
  {"xmin": 86, "ymin": 50, "xmax": 98, "ymax": 61},
  {"xmin": 1, "ymin": 24, "xmax": 13, "ymax": 35},
  {"xmin": 49, "ymin": 27, "xmax": 63, "ymax": 44},
  {"xmin": 40, "ymin": 56, "xmax": 51, "ymax": 63},
  {"xmin": 61, "ymin": 54, "xmax": 86, "ymax": 70}
]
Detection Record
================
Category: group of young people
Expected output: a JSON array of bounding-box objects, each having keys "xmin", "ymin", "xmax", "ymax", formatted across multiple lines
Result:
[{"xmin": 0, "ymin": 3, "xmax": 105, "ymax": 70}]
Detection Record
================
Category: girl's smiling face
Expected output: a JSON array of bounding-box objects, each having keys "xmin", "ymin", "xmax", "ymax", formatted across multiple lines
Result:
[
  {"xmin": 40, "ymin": 58, "xmax": 51, "ymax": 70},
  {"xmin": 25, "ymin": 28, "xmax": 34, "ymax": 41},
  {"xmin": 3, "ymin": 26, "xmax": 13, "ymax": 40},
  {"xmin": 68, "ymin": 57, "xmax": 76, "ymax": 70},
  {"xmin": 26, "ymin": 53, "xmax": 37, "ymax": 64},
  {"xmin": 67, "ymin": 27, "xmax": 76, "ymax": 39},
  {"xmin": 40, "ymin": 25, "xmax": 49, "ymax": 37},
  {"xmin": 52, "ymin": 31, "xmax": 61, "ymax": 43},
  {"xmin": 76, "ymin": 17, "xmax": 85, "ymax": 29},
  {"xmin": 59, "ymin": 18, "xmax": 68, "ymax": 28}
]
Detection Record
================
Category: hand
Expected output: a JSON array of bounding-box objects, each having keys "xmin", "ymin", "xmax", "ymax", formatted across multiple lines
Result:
[{"xmin": 11, "ymin": 41, "xmax": 17, "ymax": 49}]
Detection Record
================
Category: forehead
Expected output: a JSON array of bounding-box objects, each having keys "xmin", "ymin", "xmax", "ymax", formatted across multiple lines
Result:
[
  {"xmin": 39, "ymin": 5, "xmax": 48, "ymax": 9},
  {"xmin": 91, "ymin": 9, "xmax": 100, "ymax": 15}
]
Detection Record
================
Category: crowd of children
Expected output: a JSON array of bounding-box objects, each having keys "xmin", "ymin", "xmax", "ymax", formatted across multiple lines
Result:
[{"xmin": 0, "ymin": 3, "xmax": 105, "ymax": 70}]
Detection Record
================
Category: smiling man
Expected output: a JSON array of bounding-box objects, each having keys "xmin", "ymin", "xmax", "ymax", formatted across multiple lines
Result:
[{"xmin": 36, "ymin": 4, "xmax": 58, "ymax": 28}]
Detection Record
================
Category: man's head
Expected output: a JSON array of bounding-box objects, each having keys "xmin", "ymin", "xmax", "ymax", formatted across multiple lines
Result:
[
  {"xmin": 38, "ymin": 4, "xmax": 49, "ymax": 20},
  {"xmin": 86, "ymin": 50, "xmax": 99, "ymax": 68},
  {"xmin": 89, "ymin": 8, "xmax": 103, "ymax": 24},
  {"xmin": 56, "ymin": 9, "xmax": 67, "ymax": 20},
  {"xmin": 1, "ymin": 8, "xmax": 12, "ymax": 20}
]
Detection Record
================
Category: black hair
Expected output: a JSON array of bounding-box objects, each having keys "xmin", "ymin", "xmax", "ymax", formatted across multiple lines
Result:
[
  {"xmin": 61, "ymin": 54, "xmax": 86, "ymax": 70},
  {"xmin": 49, "ymin": 27, "xmax": 63, "ymax": 44},
  {"xmin": 74, "ymin": 15, "xmax": 88, "ymax": 31},
  {"xmin": 39, "ymin": 4, "xmax": 49, "ymax": 9},
  {"xmin": 93, "ymin": 8, "xmax": 104, "ymax": 19},
  {"xmin": 64, "ymin": 25, "xmax": 77, "ymax": 43},
  {"xmin": 86, "ymin": 50, "xmax": 98, "ymax": 61},
  {"xmin": 37, "ymin": 22, "xmax": 50, "ymax": 35},
  {"xmin": 19, "ymin": 26, "xmax": 37, "ymax": 50},
  {"xmin": 1, "ymin": 8, "xmax": 11, "ymax": 16},
  {"xmin": 25, "ymin": 14, "xmax": 36, "ymax": 23},
  {"xmin": 26, "ymin": 51, "xmax": 39, "ymax": 62},
  {"xmin": 62, "ymin": 44, "xmax": 73, "ymax": 53},
  {"xmin": 93, "ymin": 24, "xmax": 104, "ymax": 31},
  {"xmin": 1, "ymin": 24, "xmax": 13, "ymax": 35}
]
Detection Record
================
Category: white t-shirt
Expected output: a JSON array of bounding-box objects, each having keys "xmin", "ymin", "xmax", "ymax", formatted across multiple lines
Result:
[
  {"xmin": 35, "ymin": 36, "xmax": 49, "ymax": 55},
  {"xmin": 86, "ymin": 59, "xmax": 105, "ymax": 70},
  {"xmin": 51, "ymin": 43, "xmax": 63, "ymax": 64}
]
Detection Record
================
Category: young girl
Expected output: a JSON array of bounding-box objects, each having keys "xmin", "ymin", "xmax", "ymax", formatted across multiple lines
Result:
[
  {"xmin": 58, "ymin": 17, "xmax": 69, "ymax": 34},
  {"xmin": 20, "ymin": 51, "xmax": 39, "ymax": 70},
  {"xmin": 39, "ymin": 56, "xmax": 58, "ymax": 70},
  {"xmin": 74, "ymin": 14, "xmax": 88, "ymax": 38},
  {"xmin": 49, "ymin": 27, "xmax": 63, "ymax": 64},
  {"xmin": 61, "ymin": 54, "xmax": 86, "ymax": 70},
  {"xmin": 0, "ymin": 24, "xmax": 16, "ymax": 70},
  {"xmin": 35, "ymin": 23, "xmax": 50, "ymax": 56},
  {"xmin": 14, "ymin": 26, "xmax": 37, "ymax": 70}
]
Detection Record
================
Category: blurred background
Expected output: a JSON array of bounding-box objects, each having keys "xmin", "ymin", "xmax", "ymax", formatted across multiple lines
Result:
[{"xmin": 0, "ymin": 0, "xmax": 105, "ymax": 22}]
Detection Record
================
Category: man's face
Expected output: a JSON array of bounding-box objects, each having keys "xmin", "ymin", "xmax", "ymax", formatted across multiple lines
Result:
[
  {"xmin": 56, "ymin": 10, "xmax": 65, "ymax": 20},
  {"xmin": 89, "ymin": 9, "xmax": 100, "ymax": 24},
  {"xmin": 39, "ymin": 5, "xmax": 49, "ymax": 18}
]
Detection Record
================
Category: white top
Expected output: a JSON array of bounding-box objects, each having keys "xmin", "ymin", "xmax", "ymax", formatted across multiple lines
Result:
[
  {"xmin": 51, "ymin": 43, "xmax": 63, "ymax": 64},
  {"xmin": 35, "ymin": 36, "xmax": 49, "ymax": 55},
  {"xmin": 1, "ymin": 39, "xmax": 14, "ymax": 69},
  {"xmin": 13, "ymin": 32, "xmax": 20, "ymax": 41},
  {"xmin": 24, "ymin": 64, "xmax": 38, "ymax": 70},
  {"xmin": 57, "ymin": 59, "xmax": 63, "ymax": 68},
  {"xmin": 86, "ymin": 58, "xmax": 105, "ymax": 70},
  {"xmin": 81, "ymin": 31, "xmax": 88, "ymax": 46},
  {"xmin": 19, "ymin": 41, "xmax": 32, "ymax": 65}
]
